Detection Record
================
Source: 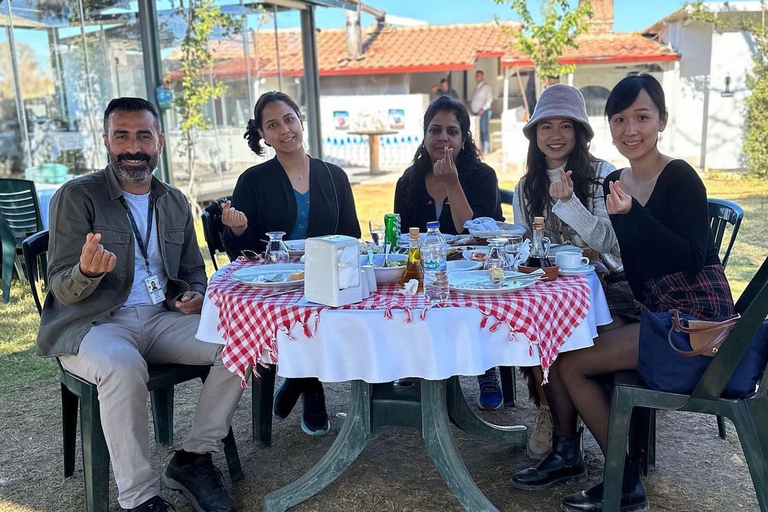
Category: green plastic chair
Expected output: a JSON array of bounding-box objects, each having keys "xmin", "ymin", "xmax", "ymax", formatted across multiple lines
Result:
[
  {"xmin": 709, "ymin": 198, "xmax": 744, "ymax": 269},
  {"xmin": 0, "ymin": 178, "xmax": 43, "ymax": 302},
  {"xmin": 22, "ymin": 230, "xmax": 244, "ymax": 512},
  {"xmin": 200, "ymin": 201, "xmax": 277, "ymax": 446},
  {"xmin": 602, "ymin": 254, "xmax": 768, "ymax": 512},
  {"xmin": 633, "ymin": 197, "xmax": 746, "ymax": 473},
  {"xmin": 499, "ymin": 188, "xmax": 515, "ymax": 207},
  {"xmin": 201, "ymin": 197, "xmax": 231, "ymax": 271}
]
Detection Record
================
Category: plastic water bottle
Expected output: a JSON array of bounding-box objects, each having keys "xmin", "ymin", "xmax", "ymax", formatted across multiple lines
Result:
[{"xmin": 422, "ymin": 221, "xmax": 449, "ymax": 302}]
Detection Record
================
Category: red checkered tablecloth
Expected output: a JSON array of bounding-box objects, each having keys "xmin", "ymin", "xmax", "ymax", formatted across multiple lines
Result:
[{"xmin": 209, "ymin": 259, "xmax": 590, "ymax": 383}]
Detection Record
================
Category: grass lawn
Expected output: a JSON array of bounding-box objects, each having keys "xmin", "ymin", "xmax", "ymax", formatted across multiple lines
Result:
[{"xmin": 1, "ymin": 177, "xmax": 767, "ymax": 399}]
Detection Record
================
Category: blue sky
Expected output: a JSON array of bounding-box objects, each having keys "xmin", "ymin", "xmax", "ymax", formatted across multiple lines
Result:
[{"xmin": 307, "ymin": 0, "xmax": 690, "ymax": 33}]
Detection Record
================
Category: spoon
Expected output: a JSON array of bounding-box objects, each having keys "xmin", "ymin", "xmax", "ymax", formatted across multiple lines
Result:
[{"xmin": 384, "ymin": 242, "xmax": 391, "ymax": 264}]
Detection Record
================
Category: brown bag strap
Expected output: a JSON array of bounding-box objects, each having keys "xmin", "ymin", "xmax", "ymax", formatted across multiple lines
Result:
[{"xmin": 666, "ymin": 309, "xmax": 741, "ymax": 357}]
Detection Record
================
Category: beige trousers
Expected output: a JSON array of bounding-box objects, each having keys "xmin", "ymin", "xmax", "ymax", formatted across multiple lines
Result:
[{"xmin": 60, "ymin": 305, "xmax": 244, "ymax": 509}]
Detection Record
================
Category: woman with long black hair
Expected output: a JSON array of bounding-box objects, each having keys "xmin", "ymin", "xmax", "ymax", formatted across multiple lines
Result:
[
  {"xmin": 394, "ymin": 96, "xmax": 505, "ymax": 409},
  {"xmin": 394, "ymin": 95, "xmax": 503, "ymax": 236},
  {"xmin": 511, "ymin": 84, "xmax": 635, "ymax": 466}
]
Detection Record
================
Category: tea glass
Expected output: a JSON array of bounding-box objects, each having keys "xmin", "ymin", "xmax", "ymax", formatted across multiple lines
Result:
[{"xmin": 265, "ymin": 231, "xmax": 290, "ymax": 263}]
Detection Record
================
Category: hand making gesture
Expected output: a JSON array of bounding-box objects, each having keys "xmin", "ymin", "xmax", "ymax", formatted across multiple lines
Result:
[
  {"xmin": 221, "ymin": 200, "xmax": 248, "ymax": 237},
  {"xmin": 606, "ymin": 180, "xmax": 633, "ymax": 215},
  {"xmin": 549, "ymin": 169, "xmax": 574, "ymax": 202},
  {"xmin": 433, "ymin": 146, "xmax": 459, "ymax": 185},
  {"xmin": 79, "ymin": 233, "xmax": 117, "ymax": 278}
]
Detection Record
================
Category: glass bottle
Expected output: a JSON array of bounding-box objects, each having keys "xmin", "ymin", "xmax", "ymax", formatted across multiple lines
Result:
[
  {"xmin": 524, "ymin": 217, "xmax": 553, "ymax": 268},
  {"xmin": 265, "ymin": 231, "xmax": 290, "ymax": 263},
  {"xmin": 399, "ymin": 227, "xmax": 424, "ymax": 290}
]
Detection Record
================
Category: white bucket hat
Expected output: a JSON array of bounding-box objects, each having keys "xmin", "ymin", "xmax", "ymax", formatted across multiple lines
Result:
[{"xmin": 522, "ymin": 84, "xmax": 594, "ymax": 141}]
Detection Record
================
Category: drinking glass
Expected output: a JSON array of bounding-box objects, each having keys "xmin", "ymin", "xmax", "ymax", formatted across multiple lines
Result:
[
  {"xmin": 504, "ymin": 234, "xmax": 523, "ymax": 263},
  {"xmin": 486, "ymin": 237, "xmax": 510, "ymax": 271},
  {"xmin": 369, "ymin": 219, "xmax": 386, "ymax": 247},
  {"xmin": 265, "ymin": 231, "xmax": 290, "ymax": 263}
]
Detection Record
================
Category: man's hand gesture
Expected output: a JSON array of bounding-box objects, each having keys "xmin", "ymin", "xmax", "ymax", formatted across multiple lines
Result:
[
  {"xmin": 221, "ymin": 200, "xmax": 248, "ymax": 237},
  {"xmin": 79, "ymin": 233, "xmax": 117, "ymax": 278},
  {"xmin": 175, "ymin": 291, "xmax": 203, "ymax": 315}
]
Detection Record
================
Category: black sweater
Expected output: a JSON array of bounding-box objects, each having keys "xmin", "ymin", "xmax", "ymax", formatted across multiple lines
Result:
[
  {"xmin": 393, "ymin": 160, "xmax": 503, "ymax": 235},
  {"xmin": 603, "ymin": 159, "xmax": 720, "ymax": 301},
  {"xmin": 223, "ymin": 157, "xmax": 361, "ymax": 259}
]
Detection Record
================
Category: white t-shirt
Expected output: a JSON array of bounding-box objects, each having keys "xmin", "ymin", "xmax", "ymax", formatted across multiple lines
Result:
[{"xmin": 122, "ymin": 191, "xmax": 169, "ymax": 308}]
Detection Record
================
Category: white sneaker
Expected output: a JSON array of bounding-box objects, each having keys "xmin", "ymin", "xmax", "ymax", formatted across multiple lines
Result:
[{"xmin": 527, "ymin": 405, "xmax": 553, "ymax": 460}]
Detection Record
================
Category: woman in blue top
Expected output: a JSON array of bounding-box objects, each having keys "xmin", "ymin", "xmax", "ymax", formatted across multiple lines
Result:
[{"xmin": 222, "ymin": 91, "xmax": 361, "ymax": 437}]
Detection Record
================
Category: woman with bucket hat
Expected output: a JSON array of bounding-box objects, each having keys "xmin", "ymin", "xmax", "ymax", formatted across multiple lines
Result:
[{"xmin": 510, "ymin": 85, "xmax": 640, "ymax": 488}]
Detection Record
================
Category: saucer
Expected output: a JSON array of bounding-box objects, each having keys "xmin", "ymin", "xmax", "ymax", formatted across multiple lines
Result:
[{"xmin": 558, "ymin": 265, "xmax": 595, "ymax": 277}]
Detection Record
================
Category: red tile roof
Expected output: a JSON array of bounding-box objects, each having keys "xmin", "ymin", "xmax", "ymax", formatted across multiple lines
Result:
[
  {"xmin": 501, "ymin": 32, "xmax": 680, "ymax": 66},
  {"xmin": 163, "ymin": 22, "xmax": 678, "ymax": 81}
]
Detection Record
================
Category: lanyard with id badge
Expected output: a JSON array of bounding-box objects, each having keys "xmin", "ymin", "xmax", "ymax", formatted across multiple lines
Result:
[{"xmin": 121, "ymin": 191, "xmax": 166, "ymax": 305}]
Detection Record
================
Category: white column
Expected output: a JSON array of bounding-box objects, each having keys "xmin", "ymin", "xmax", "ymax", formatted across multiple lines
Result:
[{"xmin": 503, "ymin": 67, "xmax": 510, "ymax": 112}]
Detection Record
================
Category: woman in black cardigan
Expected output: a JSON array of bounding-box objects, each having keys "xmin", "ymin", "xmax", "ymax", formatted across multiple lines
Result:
[
  {"xmin": 222, "ymin": 91, "xmax": 361, "ymax": 437},
  {"xmin": 394, "ymin": 96, "xmax": 504, "ymax": 410},
  {"xmin": 394, "ymin": 96, "xmax": 503, "ymax": 236},
  {"xmin": 554, "ymin": 74, "xmax": 734, "ymax": 512}
]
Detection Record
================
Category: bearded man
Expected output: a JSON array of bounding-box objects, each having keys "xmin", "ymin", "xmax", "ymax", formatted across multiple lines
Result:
[{"xmin": 38, "ymin": 97, "xmax": 244, "ymax": 512}]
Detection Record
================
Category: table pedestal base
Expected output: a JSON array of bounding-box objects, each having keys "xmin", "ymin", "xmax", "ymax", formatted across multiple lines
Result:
[{"xmin": 263, "ymin": 377, "xmax": 527, "ymax": 512}]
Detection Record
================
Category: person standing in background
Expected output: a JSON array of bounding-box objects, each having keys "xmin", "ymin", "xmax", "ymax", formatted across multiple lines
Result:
[
  {"xmin": 470, "ymin": 70, "xmax": 493, "ymax": 154},
  {"xmin": 431, "ymin": 78, "xmax": 459, "ymax": 100}
]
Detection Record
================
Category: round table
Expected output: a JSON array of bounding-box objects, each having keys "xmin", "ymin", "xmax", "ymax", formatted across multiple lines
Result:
[{"xmin": 196, "ymin": 262, "xmax": 611, "ymax": 511}]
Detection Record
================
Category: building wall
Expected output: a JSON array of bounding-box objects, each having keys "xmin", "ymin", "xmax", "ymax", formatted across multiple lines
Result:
[
  {"xmin": 319, "ymin": 74, "xmax": 409, "ymax": 95},
  {"xmin": 661, "ymin": 20, "xmax": 712, "ymax": 168},
  {"xmin": 662, "ymin": 18, "xmax": 755, "ymax": 170},
  {"xmin": 704, "ymin": 29, "xmax": 755, "ymax": 170}
]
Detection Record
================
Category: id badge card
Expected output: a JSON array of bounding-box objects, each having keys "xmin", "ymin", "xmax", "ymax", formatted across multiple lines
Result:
[{"xmin": 144, "ymin": 275, "xmax": 166, "ymax": 305}]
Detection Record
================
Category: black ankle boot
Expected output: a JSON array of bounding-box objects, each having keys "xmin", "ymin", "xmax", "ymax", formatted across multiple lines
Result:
[
  {"xmin": 560, "ymin": 458, "xmax": 649, "ymax": 512},
  {"xmin": 511, "ymin": 435, "xmax": 587, "ymax": 490},
  {"xmin": 273, "ymin": 378, "xmax": 305, "ymax": 419}
]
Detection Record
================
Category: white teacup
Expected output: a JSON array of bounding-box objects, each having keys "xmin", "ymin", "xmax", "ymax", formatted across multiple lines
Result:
[{"xmin": 555, "ymin": 251, "xmax": 590, "ymax": 270}]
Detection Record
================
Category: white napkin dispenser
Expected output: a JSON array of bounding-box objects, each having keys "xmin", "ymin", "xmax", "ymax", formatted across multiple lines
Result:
[{"xmin": 304, "ymin": 235, "xmax": 363, "ymax": 306}]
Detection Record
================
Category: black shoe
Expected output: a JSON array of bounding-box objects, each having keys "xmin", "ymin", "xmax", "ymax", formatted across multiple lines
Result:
[
  {"xmin": 130, "ymin": 496, "xmax": 175, "ymax": 512},
  {"xmin": 273, "ymin": 378, "xmax": 304, "ymax": 419},
  {"xmin": 560, "ymin": 480, "xmax": 648, "ymax": 512},
  {"xmin": 301, "ymin": 378, "xmax": 331, "ymax": 436},
  {"xmin": 162, "ymin": 451, "xmax": 237, "ymax": 512},
  {"xmin": 511, "ymin": 436, "xmax": 587, "ymax": 490}
]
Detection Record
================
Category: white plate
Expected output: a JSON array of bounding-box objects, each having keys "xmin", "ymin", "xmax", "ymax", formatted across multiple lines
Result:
[
  {"xmin": 284, "ymin": 239, "xmax": 305, "ymax": 256},
  {"xmin": 468, "ymin": 222, "xmax": 526, "ymax": 240},
  {"xmin": 462, "ymin": 246, "xmax": 490, "ymax": 262},
  {"xmin": 447, "ymin": 260, "xmax": 483, "ymax": 273},
  {"xmin": 449, "ymin": 270, "xmax": 539, "ymax": 295},
  {"xmin": 398, "ymin": 233, "xmax": 458, "ymax": 245},
  {"xmin": 558, "ymin": 265, "xmax": 595, "ymax": 277},
  {"xmin": 231, "ymin": 263, "xmax": 305, "ymax": 288}
]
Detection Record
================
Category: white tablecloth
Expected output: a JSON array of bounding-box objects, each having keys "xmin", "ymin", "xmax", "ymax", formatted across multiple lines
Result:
[{"xmin": 197, "ymin": 269, "xmax": 612, "ymax": 383}]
